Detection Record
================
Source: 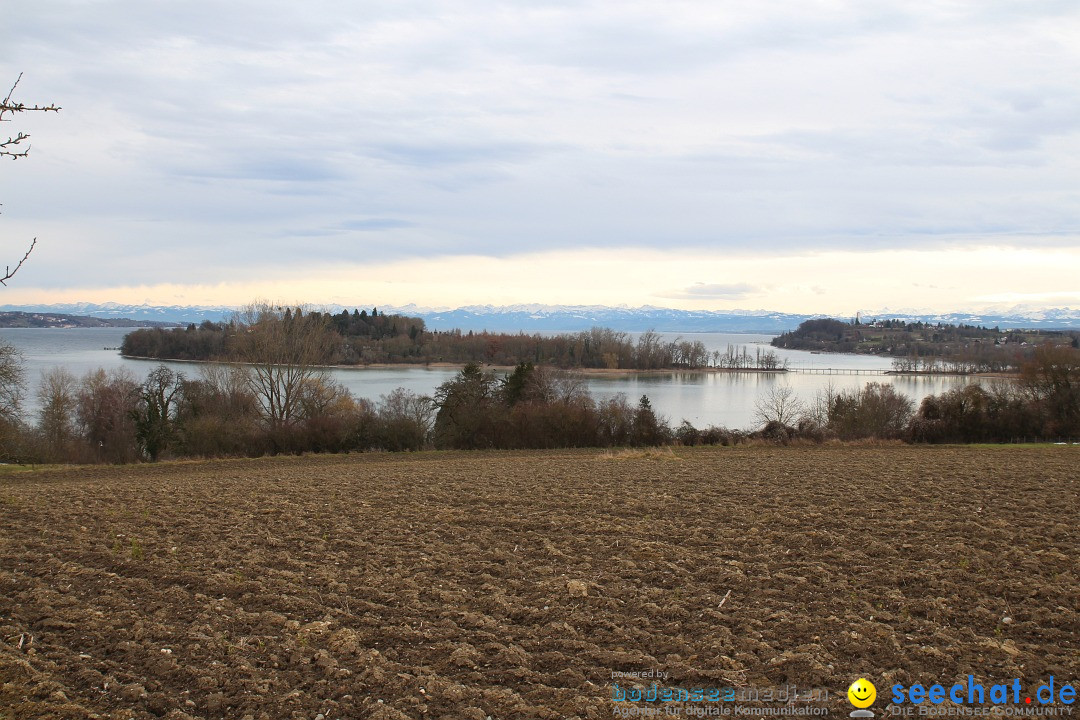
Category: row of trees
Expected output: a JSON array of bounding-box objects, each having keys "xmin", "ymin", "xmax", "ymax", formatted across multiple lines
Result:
[
  {"xmin": 5, "ymin": 362, "xmax": 439, "ymax": 463},
  {"xmin": 0, "ymin": 304, "xmax": 700, "ymax": 462},
  {"xmin": 122, "ymin": 311, "xmax": 786, "ymax": 371},
  {"xmin": 7, "ymin": 348, "xmax": 1072, "ymax": 465},
  {"xmin": 430, "ymin": 362, "xmax": 671, "ymax": 449},
  {"xmin": 775, "ymin": 318, "xmax": 1079, "ymax": 374},
  {"xmin": 3, "ymin": 309, "xmax": 1077, "ymax": 462},
  {"xmin": 753, "ymin": 345, "xmax": 1080, "ymax": 443},
  {"xmin": 0, "ymin": 360, "xmax": 683, "ymax": 463}
]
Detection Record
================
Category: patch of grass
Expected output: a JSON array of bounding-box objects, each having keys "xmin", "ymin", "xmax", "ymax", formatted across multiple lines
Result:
[
  {"xmin": 964, "ymin": 442, "xmax": 1079, "ymax": 449},
  {"xmin": 0, "ymin": 463, "xmax": 71, "ymax": 476},
  {"xmin": 129, "ymin": 537, "xmax": 144, "ymax": 561},
  {"xmin": 599, "ymin": 447, "xmax": 682, "ymax": 461}
]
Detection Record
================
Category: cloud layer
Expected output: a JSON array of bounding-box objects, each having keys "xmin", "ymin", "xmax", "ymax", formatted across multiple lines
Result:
[{"xmin": 3, "ymin": 1, "xmax": 1079, "ymax": 310}]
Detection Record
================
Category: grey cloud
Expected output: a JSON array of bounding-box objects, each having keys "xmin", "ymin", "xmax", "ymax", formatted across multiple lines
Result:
[
  {"xmin": 5, "ymin": 0, "xmax": 1080, "ymax": 294},
  {"xmin": 656, "ymin": 283, "xmax": 761, "ymax": 301},
  {"xmin": 340, "ymin": 218, "xmax": 415, "ymax": 231},
  {"xmin": 267, "ymin": 218, "xmax": 415, "ymax": 239},
  {"xmin": 369, "ymin": 141, "xmax": 555, "ymax": 168},
  {"xmin": 478, "ymin": 4, "xmax": 921, "ymax": 75},
  {"xmin": 170, "ymin": 156, "xmax": 346, "ymax": 184}
]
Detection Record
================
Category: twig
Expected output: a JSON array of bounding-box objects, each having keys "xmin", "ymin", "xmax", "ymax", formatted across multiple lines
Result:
[
  {"xmin": 2, "ymin": 73, "xmax": 23, "ymax": 108},
  {"xmin": 1, "ymin": 73, "xmax": 61, "ymax": 117},
  {"xmin": 0, "ymin": 238, "xmax": 35, "ymax": 286},
  {"xmin": 0, "ymin": 132, "xmax": 31, "ymax": 159},
  {"xmin": 717, "ymin": 589, "xmax": 732, "ymax": 609}
]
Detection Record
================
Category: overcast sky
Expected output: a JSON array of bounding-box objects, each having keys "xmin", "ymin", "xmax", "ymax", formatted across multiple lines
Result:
[{"xmin": 4, "ymin": 1, "xmax": 1079, "ymax": 314}]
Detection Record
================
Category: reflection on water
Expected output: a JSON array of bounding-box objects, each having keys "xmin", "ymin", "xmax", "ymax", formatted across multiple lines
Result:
[
  {"xmin": 1, "ymin": 328, "xmax": 986, "ymax": 430},
  {"xmin": 578, "ymin": 367, "xmax": 979, "ymax": 429}
]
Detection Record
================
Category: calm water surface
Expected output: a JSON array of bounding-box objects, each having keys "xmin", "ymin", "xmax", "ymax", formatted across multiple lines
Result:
[{"xmin": 0, "ymin": 328, "xmax": 984, "ymax": 430}]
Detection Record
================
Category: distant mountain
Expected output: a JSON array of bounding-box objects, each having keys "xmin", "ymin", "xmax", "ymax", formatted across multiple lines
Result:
[
  {"xmin": 855, "ymin": 307, "xmax": 1080, "ymax": 331},
  {"xmin": 396, "ymin": 304, "xmax": 813, "ymax": 333},
  {"xmin": 0, "ymin": 303, "xmax": 235, "ymax": 324},
  {"xmin": 0, "ymin": 310, "xmax": 179, "ymax": 329},
  {"xmin": 354, "ymin": 303, "xmax": 1080, "ymax": 332},
  {"xmin": 2, "ymin": 302, "xmax": 1078, "ymax": 333},
  {"xmin": 0, "ymin": 302, "xmax": 816, "ymax": 332}
]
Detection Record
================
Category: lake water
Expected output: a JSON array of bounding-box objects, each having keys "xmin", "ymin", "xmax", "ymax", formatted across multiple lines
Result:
[{"xmin": 0, "ymin": 327, "xmax": 985, "ymax": 430}]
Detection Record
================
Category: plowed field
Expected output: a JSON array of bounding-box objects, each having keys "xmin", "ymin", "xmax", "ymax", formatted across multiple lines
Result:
[{"xmin": 1, "ymin": 446, "xmax": 1077, "ymax": 719}]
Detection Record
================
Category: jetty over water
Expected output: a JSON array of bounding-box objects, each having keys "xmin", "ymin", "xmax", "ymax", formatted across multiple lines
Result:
[{"xmin": 787, "ymin": 367, "xmax": 890, "ymax": 376}]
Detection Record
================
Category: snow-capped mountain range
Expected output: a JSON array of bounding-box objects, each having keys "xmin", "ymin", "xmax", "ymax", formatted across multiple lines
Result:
[{"xmin": 2, "ymin": 302, "xmax": 1078, "ymax": 332}]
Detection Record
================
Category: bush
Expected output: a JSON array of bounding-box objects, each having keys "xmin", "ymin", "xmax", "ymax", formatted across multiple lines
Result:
[
  {"xmin": 76, "ymin": 368, "xmax": 140, "ymax": 463},
  {"xmin": 175, "ymin": 366, "xmax": 263, "ymax": 457},
  {"xmin": 910, "ymin": 384, "xmax": 1040, "ymax": 443},
  {"xmin": 675, "ymin": 420, "xmax": 700, "ymax": 446},
  {"xmin": 1019, "ymin": 344, "xmax": 1080, "ymax": 439},
  {"xmin": 374, "ymin": 389, "xmax": 433, "ymax": 451},
  {"xmin": 432, "ymin": 363, "xmax": 504, "ymax": 449},
  {"xmin": 826, "ymin": 382, "xmax": 913, "ymax": 440}
]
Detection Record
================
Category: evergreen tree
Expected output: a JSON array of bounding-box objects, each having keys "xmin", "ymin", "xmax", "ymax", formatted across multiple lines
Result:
[{"xmin": 501, "ymin": 362, "xmax": 534, "ymax": 406}]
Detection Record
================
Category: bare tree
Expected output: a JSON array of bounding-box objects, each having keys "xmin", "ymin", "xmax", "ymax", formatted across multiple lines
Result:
[
  {"xmin": 379, "ymin": 388, "xmax": 435, "ymax": 433},
  {"xmin": 190, "ymin": 364, "xmax": 258, "ymax": 419},
  {"xmin": 807, "ymin": 381, "xmax": 839, "ymax": 428},
  {"xmin": 134, "ymin": 366, "xmax": 185, "ymax": 461},
  {"xmin": 76, "ymin": 368, "xmax": 140, "ymax": 463},
  {"xmin": 825, "ymin": 382, "xmax": 914, "ymax": 440},
  {"xmin": 635, "ymin": 330, "xmax": 662, "ymax": 370},
  {"xmin": 521, "ymin": 365, "xmax": 590, "ymax": 406},
  {"xmin": 233, "ymin": 302, "xmax": 338, "ymax": 429},
  {"xmin": 1, "ymin": 73, "xmax": 60, "ymax": 285},
  {"xmin": 38, "ymin": 367, "xmax": 77, "ymax": 454},
  {"xmin": 0, "ymin": 343, "xmax": 26, "ymax": 460},
  {"xmin": 753, "ymin": 384, "xmax": 805, "ymax": 427},
  {"xmin": 0, "ymin": 342, "xmax": 26, "ymax": 461},
  {"xmin": 0, "ymin": 341, "xmax": 24, "ymax": 418},
  {"xmin": 1020, "ymin": 344, "xmax": 1080, "ymax": 438},
  {"xmin": 377, "ymin": 388, "xmax": 435, "ymax": 450}
]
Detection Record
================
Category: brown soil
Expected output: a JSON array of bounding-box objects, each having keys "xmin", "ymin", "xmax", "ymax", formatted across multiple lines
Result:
[{"xmin": 1, "ymin": 446, "xmax": 1076, "ymax": 719}]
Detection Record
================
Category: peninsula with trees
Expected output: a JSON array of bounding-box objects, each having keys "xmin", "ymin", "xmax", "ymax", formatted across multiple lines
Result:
[
  {"xmin": 772, "ymin": 317, "xmax": 1080, "ymax": 373},
  {"xmin": 121, "ymin": 306, "xmax": 786, "ymax": 371},
  {"xmin": 0, "ymin": 311, "xmax": 178, "ymax": 329}
]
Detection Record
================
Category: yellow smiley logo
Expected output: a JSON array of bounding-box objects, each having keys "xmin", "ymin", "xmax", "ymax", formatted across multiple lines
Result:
[{"xmin": 848, "ymin": 678, "xmax": 877, "ymax": 708}]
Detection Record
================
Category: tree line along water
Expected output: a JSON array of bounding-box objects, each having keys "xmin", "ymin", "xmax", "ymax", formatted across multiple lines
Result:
[{"xmin": 1, "ymin": 326, "xmax": 976, "ymax": 430}]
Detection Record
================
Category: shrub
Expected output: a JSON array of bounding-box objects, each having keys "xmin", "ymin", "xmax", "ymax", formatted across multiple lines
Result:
[
  {"xmin": 1019, "ymin": 344, "xmax": 1080, "ymax": 439},
  {"xmin": 910, "ymin": 384, "xmax": 1041, "ymax": 443},
  {"xmin": 76, "ymin": 368, "xmax": 140, "ymax": 463},
  {"xmin": 827, "ymin": 382, "xmax": 913, "ymax": 440},
  {"xmin": 374, "ymin": 389, "xmax": 433, "ymax": 451}
]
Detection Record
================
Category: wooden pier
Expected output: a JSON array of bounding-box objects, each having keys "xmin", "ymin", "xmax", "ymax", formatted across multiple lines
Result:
[{"xmin": 787, "ymin": 368, "xmax": 890, "ymax": 376}]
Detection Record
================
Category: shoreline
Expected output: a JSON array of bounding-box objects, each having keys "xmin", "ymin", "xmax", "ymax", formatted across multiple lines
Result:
[
  {"xmin": 120, "ymin": 354, "xmax": 1010, "ymax": 378},
  {"xmin": 121, "ymin": 355, "xmax": 790, "ymax": 374}
]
